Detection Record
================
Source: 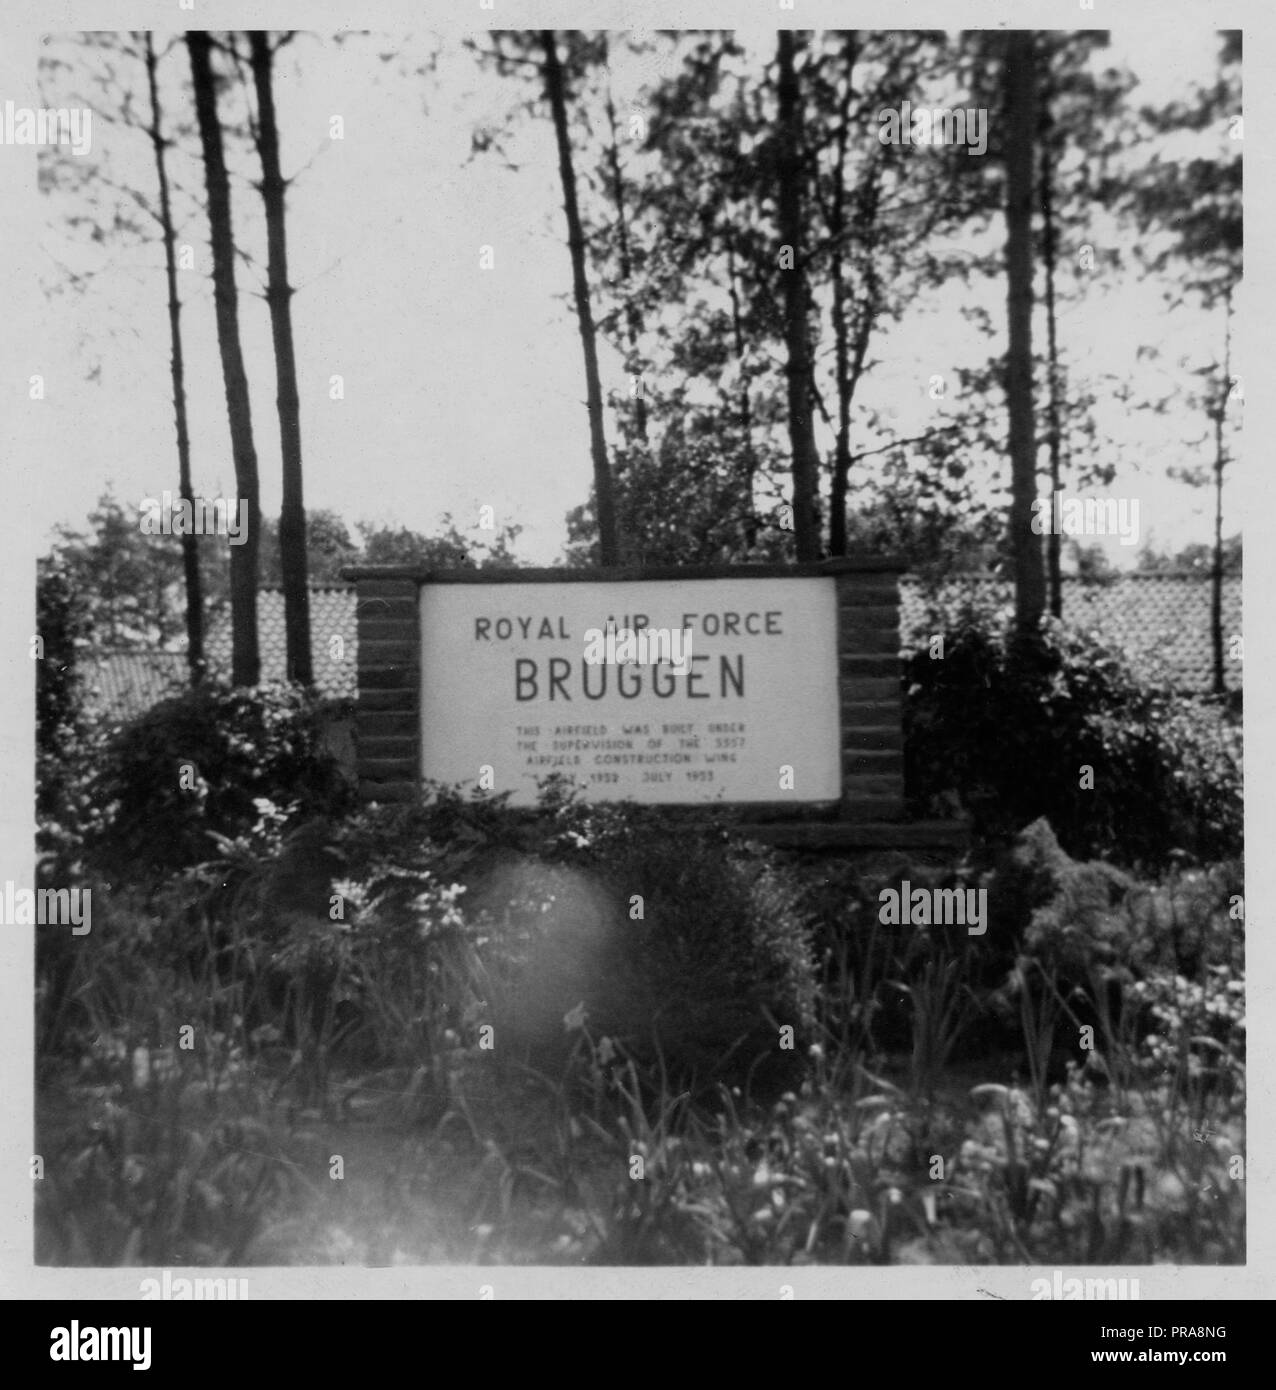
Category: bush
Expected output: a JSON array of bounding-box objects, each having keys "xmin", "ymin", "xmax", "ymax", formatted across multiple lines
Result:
[
  {"xmin": 36, "ymin": 558, "xmax": 84, "ymax": 750},
  {"xmin": 548, "ymin": 802, "xmax": 819, "ymax": 1092},
  {"xmin": 986, "ymin": 819, "xmax": 1241, "ymax": 978},
  {"xmin": 315, "ymin": 785, "xmax": 819, "ymax": 1094},
  {"xmin": 980, "ymin": 819, "xmax": 1244, "ymax": 1090},
  {"xmin": 81, "ymin": 681, "xmax": 354, "ymax": 876},
  {"xmin": 36, "ymin": 558, "xmax": 100, "ymax": 883},
  {"xmin": 984, "ymin": 819, "xmax": 1133, "ymax": 970},
  {"xmin": 904, "ymin": 612, "xmax": 1242, "ymax": 867}
]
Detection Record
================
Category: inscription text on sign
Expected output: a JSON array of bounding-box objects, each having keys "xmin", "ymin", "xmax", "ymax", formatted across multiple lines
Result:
[{"xmin": 419, "ymin": 577, "xmax": 841, "ymax": 806}]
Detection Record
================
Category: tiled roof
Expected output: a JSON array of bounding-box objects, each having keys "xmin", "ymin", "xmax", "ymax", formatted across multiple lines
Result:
[
  {"xmin": 900, "ymin": 573, "xmax": 1241, "ymax": 692},
  {"xmin": 84, "ymin": 586, "xmax": 357, "ymax": 723},
  {"xmin": 81, "ymin": 572, "xmax": 1239, "ymax": 724},
  {"xmin": 82, "ymin": 650, "xmax": 189, "ymax": 723},
  {"xmin": 204, "ymin": 586, "xmax": 357, "ymax": 699}
]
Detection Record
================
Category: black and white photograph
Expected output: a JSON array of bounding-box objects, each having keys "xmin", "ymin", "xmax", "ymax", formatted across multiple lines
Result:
[{"xmin": 1, "ymin": 0, "xmax": 1269, "ymax": 1325}]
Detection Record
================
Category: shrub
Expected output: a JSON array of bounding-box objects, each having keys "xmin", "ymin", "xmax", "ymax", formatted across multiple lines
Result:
[
  {"xmin": 552, "ymin": 804, "xmax": 819, "ymax": 1092},
  {"xmin": 981, "ymin": 820, "xmax": 1244, "ymax": 1095},
  {"xmin": 36, "ymin": 558, "xmax": 102, "ymax": 883},
  {"xmin": 82, "ymin": 681, "xmax": 354, "ymax": 876},
  {"xmin": 319, "ymin": 785, "xmax": 820, "ymax": 1094},
  {"xmin": 36, "ymin": 556, "xmax": 89, "ymax": 779},
  {"xmin": 904, "ymin": 612, "xmax": 1242, "ymax": 867},
  {"xmin": 986, "ymin": 819, "xmax": 1240, "ymax": 981},
  {"xmin": 1125, "ymin": 859, "xmax": 1244, "ymax": 978},
  {"xmin": 985, "ymin": 820, "xmax": 1132, "ymax": 967}
]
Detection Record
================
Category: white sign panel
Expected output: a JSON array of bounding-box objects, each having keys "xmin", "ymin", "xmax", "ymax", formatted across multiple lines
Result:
[{"xmin": 419, "ymin": 577, "xmax": 841, "ymax": 805}]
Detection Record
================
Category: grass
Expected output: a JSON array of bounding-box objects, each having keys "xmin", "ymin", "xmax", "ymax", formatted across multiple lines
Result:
[
  {"xmin": 34, "ymin": 804, "xmax": 1245, "ymax": 1267},
  {"xmin": 36, "ymin": 994, "xmax": 1245, "ymax": 1267}
]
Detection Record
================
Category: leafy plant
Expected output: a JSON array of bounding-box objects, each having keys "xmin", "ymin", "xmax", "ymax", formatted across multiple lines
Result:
[
  {"xmin": 904, "ymin": 612, "xmax": 1242, "ymax": 867},
  {"xmin": 82, "ymin": 680, "xmax": 353, "ymax": 875}
]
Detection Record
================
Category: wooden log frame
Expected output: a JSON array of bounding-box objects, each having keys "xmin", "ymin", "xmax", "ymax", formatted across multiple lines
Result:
[
  {"xmin": 343, "ymin": 558, "xmax": 965, "ymax": 850},
  {"xmin": 349, "ymin": 576, "xmax": 422, "ymax": 805}
]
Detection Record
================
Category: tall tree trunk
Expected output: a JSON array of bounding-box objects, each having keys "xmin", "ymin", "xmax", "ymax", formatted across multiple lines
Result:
[
  {"xmin": 828, "ymin": 33, "xmax": 858, "ymax": 558},
  {"xmin": 249, "ymin": 30, "xmax": 312, "ymax": 687},
  {"xmin": 1003, "ymin": 31, "xmax": 1045, "ymax": 636},
  {"xmin": 727, "ymin": 235, "xmax": 759, "ymax": 552},
  {"xmin": 776, "ymin": 30, "xmax": 822, "ymax": 563},
  {"xmin": 188, "ymin": 29, "xmax": 261, "ymax": 686},
  {"xmin": 1212, "ymin": 286, "xmax": 1232, "ymax": 696},
  {"xmin": 541, "ymin": 30, "xmax": 619, "ymax": 567},
  {"xmin": 601, "ymin": 38, "xmax": 647, "ymax": 448},
  {"xmin": 1040, "ymin": 97, "xmax": 1064, "ymax": 620},
  {"xmin": 145, "ymin": 31, "xmax": 204, "ymax": 683}
]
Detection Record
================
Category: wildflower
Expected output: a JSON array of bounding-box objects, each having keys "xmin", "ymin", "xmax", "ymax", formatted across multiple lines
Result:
[{"xmin": 563, "ymin": 1002, "xmax": 588, "ymax": 1032}]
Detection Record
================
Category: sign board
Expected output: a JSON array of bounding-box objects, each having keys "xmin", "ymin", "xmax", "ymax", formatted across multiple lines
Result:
[{"xmin": 418, "ymin": 577, "xmax": 842, "ymax": 805}]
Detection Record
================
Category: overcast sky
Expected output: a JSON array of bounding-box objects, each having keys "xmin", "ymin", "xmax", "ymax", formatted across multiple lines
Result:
[{"xmin": 34, "ymin": 24, "xmax": 1239, "ymax": 567}]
